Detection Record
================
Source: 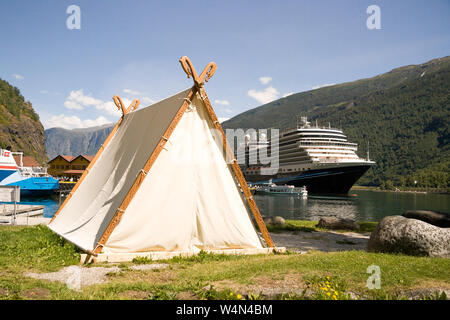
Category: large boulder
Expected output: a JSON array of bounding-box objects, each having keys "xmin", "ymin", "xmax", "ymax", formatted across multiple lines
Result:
[
  {"xmin": 317, "ymin": 217, "xmax": 360, "ymax": 231},
  {"xmin": 368, "ymin": 216, "xmax": 450, "ymax": 258},
  {"xmin": 402, "ymin": 210, "xmax": 450, "ymax": 228}
]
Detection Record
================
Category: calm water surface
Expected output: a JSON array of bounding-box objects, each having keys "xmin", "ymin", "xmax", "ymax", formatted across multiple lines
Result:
[
  {"xmin": 8, "ymin": 190, "xmax": 450, "ymax": 222},
  {"xmin": 254, "ymin": 190, "xmax": 449, "ymax": 222},
  {"xmin": 16, "ymin": 196, "xmax": 60, "ymax": 218}
]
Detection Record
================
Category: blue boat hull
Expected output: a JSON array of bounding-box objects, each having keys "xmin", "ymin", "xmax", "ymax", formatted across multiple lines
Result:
[{"xmin": 2, "ymin": 175, "xmax": 59, "ymax": 197}]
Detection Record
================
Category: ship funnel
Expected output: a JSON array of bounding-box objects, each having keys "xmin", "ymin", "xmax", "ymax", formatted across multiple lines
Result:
[{"xmin": 298, "ymin": 116, "xmax": 311, "ymax": 128}]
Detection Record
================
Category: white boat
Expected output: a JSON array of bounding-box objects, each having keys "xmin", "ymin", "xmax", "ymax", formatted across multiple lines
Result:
[{"xmin": 254, "ymin": 182, "xmax": 307, "ymax": 198}]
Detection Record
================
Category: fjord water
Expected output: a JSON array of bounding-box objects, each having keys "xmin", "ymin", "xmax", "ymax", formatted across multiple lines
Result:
[
  {"xmin": 12, "ymin": 190, "xmax": 449, "ymax": 222},
  {"xmin": 254, "ymin": 190, "xmax": 449, "ymax": 222},
  {"xmin": 15, "ymin": 196, "xmax": 60, "ymax": 218}
]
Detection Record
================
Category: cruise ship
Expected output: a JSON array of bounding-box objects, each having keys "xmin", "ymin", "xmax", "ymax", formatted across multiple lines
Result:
[{"xmin": 239, "ymin": 117, "xmax": 375, "ymax": 194}]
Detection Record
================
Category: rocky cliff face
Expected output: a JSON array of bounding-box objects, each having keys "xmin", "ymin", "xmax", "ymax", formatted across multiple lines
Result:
[
  {"xmin": 0, "ymin": 79, "xmax": 47, "ymax": 164},
  {"xmin": 45, "ymin": 124, "xmax": 114, "ymax": 159}
]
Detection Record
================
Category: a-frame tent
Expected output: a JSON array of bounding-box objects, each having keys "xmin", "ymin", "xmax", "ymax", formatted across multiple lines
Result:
[{"xmin": 49, "ymin": 56, "xmax": 280, "ymax": 262}]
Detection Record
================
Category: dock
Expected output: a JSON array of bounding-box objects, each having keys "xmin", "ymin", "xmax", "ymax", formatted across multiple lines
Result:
[
  {"xmin": 0, "ymin": 204, "xmax": 49, "ymax": 225},
  {"xmin": 0, "ymin": 204, "xmax": 44, "ymax": 217}
]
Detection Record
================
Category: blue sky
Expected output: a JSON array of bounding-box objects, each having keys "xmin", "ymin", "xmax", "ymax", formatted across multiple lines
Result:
[{"xmin": 1, "ymin": 0, "xmax": 449, "ymax": 129}]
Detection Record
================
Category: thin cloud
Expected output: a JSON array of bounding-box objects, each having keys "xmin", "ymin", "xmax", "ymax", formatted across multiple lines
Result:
[
  {"xmin": 218, "ymin": 117, "xmax": 230, "ymax": 123},
  {"xmin": 44, "ymin": 114, "xmax": 112, "ymax": 130},
  {"xmin": 248, "ymin": 86, "xmax": 279, "ymax": 104},
  {"xmin": 123, "ymin": 88, "xmax": 141, "ymax": 95},
  {"xmin": 64, "ymin": 89, "xmax": 123, "ymax": 116},
  {"xmin": 282, "ymin": 92, "xmax": 294, "ymax": 98},
  {"xmin": 12, "ymin": 74, "xmax": 24, "ymax": 80},
  {"xmin": 312, "ymin": 83, "xmax": 335, "ymax": 90},
  {"xmin": 259, "ymin": 77, "xmax": 272, "ymax": 85},
  {"xmin": 215, "ymin": 99, "xmax": 230, "ymax": 106},
  {"xmin": 141, "ymin": 96, "xmax": 155, "ymax": 105}
]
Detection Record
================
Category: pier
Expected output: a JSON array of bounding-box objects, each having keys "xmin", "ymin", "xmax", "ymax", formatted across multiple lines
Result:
[{"xmin": 0, "ymin": 204, "xmax": 50, "ymax": 225}]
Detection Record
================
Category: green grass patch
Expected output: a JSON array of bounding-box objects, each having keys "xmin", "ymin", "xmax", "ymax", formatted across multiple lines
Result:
[
  {"xmin": 0, "ymin": 225, "xmax": 80, "ymax": 272},
  {"xmin": 266, "ymin": 219, "xmax": 378, "ymax": 234},
  {"xmin": 266, "ymin": 220, "xmax": 318, "ymax": 233},
  {"xmin": 0, "ymin": 225, "xmax": 448, "ymax": 300}
]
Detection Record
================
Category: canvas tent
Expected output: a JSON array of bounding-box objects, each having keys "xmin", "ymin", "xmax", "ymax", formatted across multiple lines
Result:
[{"xmin": 49, "ymin": 57, "xmax": 279, "ymax": 262}]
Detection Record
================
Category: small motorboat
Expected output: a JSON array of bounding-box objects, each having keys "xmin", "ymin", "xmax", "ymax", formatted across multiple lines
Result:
[{"xmin": 254, "ymin": 182, "xmax": 307, "ymax": 198}]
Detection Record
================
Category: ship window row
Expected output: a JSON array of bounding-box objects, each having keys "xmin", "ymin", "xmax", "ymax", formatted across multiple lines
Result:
[
  {"xmin": 278, "ymin": 139, "xmax": 350, "ymax": 147},
  {"xmin": 278, "ymin": 135, "xmax": 347, "ymax": 145},
  {"xmin": 279, "ymin": 131, "xmax": 347, "ymax": 139},
  {"xmin": 306, "ymin": 149, "xmax": 357, "ymax": 154},
  {"xmin": 245, "ymin": 146, "xmax": 356, "ymax": 157}
]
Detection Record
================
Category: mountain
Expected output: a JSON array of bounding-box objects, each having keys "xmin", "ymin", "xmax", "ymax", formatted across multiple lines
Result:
[
  {"xmin": 45, "ymin": 124, "xmax": 114, "ymax": 160},
  {"xmin": 223, "ymin": 56, "xmax": 450, "ymax": 188},
  {"xmin": 0, "ymin": 78, "xmax": 48, "ymax": 164}
]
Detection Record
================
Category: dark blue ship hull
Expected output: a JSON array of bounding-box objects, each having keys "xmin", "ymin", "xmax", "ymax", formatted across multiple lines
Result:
[{"xmin": 245, "ymin": 164, "xmax": 372, "ymax": 194}]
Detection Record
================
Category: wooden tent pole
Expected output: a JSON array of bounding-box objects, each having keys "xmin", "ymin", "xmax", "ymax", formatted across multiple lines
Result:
[
  {"xmin": 50, "ymin": 97, "xmax": 139, "ymax": 223},
  {"xmin": 92, "ymin": 89, "xmax": 197, "ymax": 255},
  {"xmin": 198, "ymin": 87, "xmax": 275, "ymax": 248}
]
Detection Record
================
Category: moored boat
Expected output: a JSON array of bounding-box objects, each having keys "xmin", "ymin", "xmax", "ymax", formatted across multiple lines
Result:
[
  {"xmin": 0, "ymin": 149, "xmax": 59, "ymax": 196},
  {"xmin": 254, "ymin": 181, "xmax": 308, "ymax": 198}
]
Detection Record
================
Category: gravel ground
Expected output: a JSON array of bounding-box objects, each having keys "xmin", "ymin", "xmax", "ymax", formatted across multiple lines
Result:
[
  {"xmin": 26, "ymin": 266, "xmax": 120, "ymax": 290},
  {"xmin": 129, "ymin": 264, "xmax": 169, "ymax": 271},
  {"xmin": 268, "ymin": 230, "xmax": 370, "ymax": 253},
  {"xmin": 26, "ymin": 264, "xmax": 170, "ymax": 290}
]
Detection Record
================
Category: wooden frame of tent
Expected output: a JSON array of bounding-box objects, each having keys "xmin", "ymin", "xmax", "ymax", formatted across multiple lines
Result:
[{"xmin": 51, "ymin": 56, "xmax": 280, "ymax": 263}]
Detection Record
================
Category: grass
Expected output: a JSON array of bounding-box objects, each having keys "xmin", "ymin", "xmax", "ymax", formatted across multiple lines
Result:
[
  {"xmin": 0, "ymin": 225, "xmax": 448, "ymax": 300},
  {"xmin": 266, "ymin": 219, "xmax": 379, "ymax": 234}
]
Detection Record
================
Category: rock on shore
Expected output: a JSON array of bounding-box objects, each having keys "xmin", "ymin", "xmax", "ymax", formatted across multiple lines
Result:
[
  {"xmin": 403, "ymin": 210, "xmax": 450, "ymax": 228},
  {"xmin": 368, "ymin": 216, "xmax": 450, "ymax": 258}
]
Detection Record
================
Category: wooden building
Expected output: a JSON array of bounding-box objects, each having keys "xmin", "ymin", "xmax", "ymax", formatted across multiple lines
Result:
[
  {"xmin": 47, "ymin": 155, "xmax": 93, "ymax": 180},
  {"xmin": 13, "ymin": 154, "xmax": 40, "ymax": 168}
]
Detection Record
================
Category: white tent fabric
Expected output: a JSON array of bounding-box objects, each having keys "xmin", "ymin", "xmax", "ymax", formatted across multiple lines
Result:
[{"xmin": 49, "ymin": 89, "xmax": 263, "ymax": 254}]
